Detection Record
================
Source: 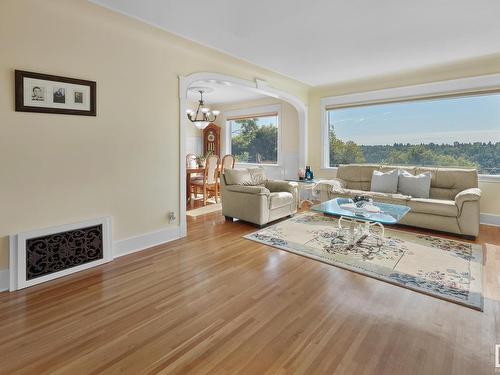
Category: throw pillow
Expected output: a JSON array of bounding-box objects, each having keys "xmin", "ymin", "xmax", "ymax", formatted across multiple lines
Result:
[
  {"xmin": 398, "ymin": 170, "xmax": 432, "ymax": 198},
  {"xmin": 223, "ymin": 168, "xmax": 253, "ymax": 186},
  {"xmin": 370, "ymin": 169, "xmax": 399, "ymax": 194}
]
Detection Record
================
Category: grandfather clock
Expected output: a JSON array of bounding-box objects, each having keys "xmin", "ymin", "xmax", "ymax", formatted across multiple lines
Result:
[{"xmin": 203, "ymin": 123, "xmax": 220, "ymax": 157}]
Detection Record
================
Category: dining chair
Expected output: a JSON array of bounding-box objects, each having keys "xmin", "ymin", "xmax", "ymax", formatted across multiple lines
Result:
[
  {"xmin": 190, "ymin": 154, "xmax": 220, "ymax": 205},
  {"xmin": 221, "ymin": 154, "xmax": 235, "ymax": 172}
]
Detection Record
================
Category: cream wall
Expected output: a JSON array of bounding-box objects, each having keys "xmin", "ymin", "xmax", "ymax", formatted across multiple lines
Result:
[
  {"xmin": 185, "ymin": 101, "xmax": 203, "ymax": 155},
  {"xmin": 0, "ymin": 0, "xmax": 309, "ymax": 270},
  {"xmin": 307, "ymin": 54, "xmax": 500, "ymax": 216}
]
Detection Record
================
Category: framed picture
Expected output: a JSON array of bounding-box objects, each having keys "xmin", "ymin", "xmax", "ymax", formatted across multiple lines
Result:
[{"xmin": 15, "ymin": 70, "xmax": 96, "ymax": 116}]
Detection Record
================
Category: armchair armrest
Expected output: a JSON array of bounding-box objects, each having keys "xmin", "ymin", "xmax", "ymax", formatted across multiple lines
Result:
[
  {"xmin": 455, "ymin": 188, "xmax": 481, "ymax": 212},
  {"xmin": 265, "ymin": 180, "xmax": 298, "ymax": 193},
  {"xmin": 226, "ymin": 184, "xmax": 270, "ymax": 196}
]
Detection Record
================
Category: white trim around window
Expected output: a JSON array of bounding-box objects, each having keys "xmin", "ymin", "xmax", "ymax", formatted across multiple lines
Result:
[
  {"xmin": 224, "ymin": 104, "xmax": 282, "ymax": 166},
  {"xmin": 320, "ymin": 73, "xmax": 500, "ymax": 182}
]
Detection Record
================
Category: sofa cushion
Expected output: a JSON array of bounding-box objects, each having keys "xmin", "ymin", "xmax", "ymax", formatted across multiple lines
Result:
[
  {"xmin": 223, "ymin": 168, "xmax": 253, "ymax": 185},
  {"xmin": 416, "ymin": 167, "xmax": 478, "ymax": 200},
  {"xmin": 407, "ymin": 198, "xmax": 458, "ymax": 217},
  {"xmin": 336, "ymin": 164, "xmax": 376, "ymax": 191},
  {"xmin": 269, "ymin": 192, "xmax": 293, "ymax": 209},
  {"xmin": 248, "ymin": 167, "xmax": 267, "ymax": 185},
  {"xmin": 398, "ymin": 170, "xmax": 432, "ymax": 198},
  {"xmin": 370, "ymin": 169, "xmax": 399, "ymax": 193}
]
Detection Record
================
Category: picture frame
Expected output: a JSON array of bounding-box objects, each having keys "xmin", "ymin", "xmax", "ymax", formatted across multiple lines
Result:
[{"xmin": 15, "ymin": 70, "xmax": 96, "ymax": 116}]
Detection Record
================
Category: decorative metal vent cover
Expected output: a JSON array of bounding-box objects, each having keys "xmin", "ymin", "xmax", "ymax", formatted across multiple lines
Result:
[{"xmin": 25, "ymin": 224, "xmax": 103, "ymax": 280}]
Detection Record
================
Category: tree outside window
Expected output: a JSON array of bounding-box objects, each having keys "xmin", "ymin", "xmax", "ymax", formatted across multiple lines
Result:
[{"xmin": 230, "ymin": 116, "xmax": 278, "ymax": 164}]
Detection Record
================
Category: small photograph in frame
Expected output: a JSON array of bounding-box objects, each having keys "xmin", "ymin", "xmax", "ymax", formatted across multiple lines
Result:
[
  {"xmin": 15, "ymin": 70, "xmax": 96, "ymax": 116},
  {"xmin": 74, "ymin": 91, "xmax": 84, "ymax": 104},
  {"xmin": 53, "ymin": 88, "xmax": 66, "ymax": 104},
  {"xmin": 31, "ymin": 85, "xmax": 45, "ymax": 102}
]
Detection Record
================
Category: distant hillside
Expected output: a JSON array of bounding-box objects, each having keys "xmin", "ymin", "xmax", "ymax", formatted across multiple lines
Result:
[{"xmin": 329, "ymin": 130, "xmax": 499, "ymax": 174}]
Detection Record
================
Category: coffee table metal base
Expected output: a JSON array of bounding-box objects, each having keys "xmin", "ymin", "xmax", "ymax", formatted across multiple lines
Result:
[{"xmin": 338, "ymin": 216, "xmax": 385, "ymax": 247}]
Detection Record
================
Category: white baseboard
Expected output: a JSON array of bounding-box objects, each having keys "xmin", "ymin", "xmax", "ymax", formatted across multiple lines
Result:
[
  {"xmin": 113, "ymin": 226, "xmax": 182, "ymax": 258},
  {"xmin": 0, "ymin": 269, "xmax": 9, "ymax": 292},
  {"xmin": 0, "ymin": 226, "xmax": 183, "ymax": 293},
  {"xmin": 480, "ymin": 213, "xmax": 500, "ymax": 227}
]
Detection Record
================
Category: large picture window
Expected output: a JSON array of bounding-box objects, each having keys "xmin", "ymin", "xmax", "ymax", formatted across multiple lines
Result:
[
  {"xmin": 325, "ymin": 93, "xmax": 500, "ymax": 175},
  {"xmin": 227, "ymin": 106, "xmax": 280, "ymax": 165}
]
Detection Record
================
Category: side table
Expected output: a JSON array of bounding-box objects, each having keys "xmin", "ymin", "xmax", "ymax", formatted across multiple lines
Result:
[{"xmin": 285, "ymin": 179, "xmax": 317, "ymax": 208}]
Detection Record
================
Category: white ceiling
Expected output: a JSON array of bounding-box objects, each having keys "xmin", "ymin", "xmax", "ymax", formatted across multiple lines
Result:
[
  {"xmin": 187, "ymin": 81, "xmax": 267, "ymax": 105},
  {"xmin": 91, "ymin": 0, "xmax": 500, "ymax": 86}
]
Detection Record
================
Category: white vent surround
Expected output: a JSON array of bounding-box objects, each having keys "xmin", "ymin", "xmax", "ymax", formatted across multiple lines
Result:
[{"xmin": 9, "ymin": 217, "xmax": 112, "ymax": 291}]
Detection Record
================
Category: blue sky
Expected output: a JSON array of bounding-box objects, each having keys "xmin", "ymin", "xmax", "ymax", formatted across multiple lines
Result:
[{"xmin": 329, "ymin": 93, "xmax": 500, "ymax": 145}]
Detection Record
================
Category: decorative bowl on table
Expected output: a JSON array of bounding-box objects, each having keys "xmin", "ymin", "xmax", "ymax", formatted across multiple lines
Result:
[{"xmin": 340, "ymin": 200, "xmax": 381, "ymax": 216}]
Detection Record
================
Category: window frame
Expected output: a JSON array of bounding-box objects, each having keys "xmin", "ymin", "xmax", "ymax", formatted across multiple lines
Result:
[
  {"xmin": 320, "ymin": 74, "xmax": 500, "ymax": 182},
  {"xmin": 225, "ymin": 104, "xmax": 282, "ymax": 167}
]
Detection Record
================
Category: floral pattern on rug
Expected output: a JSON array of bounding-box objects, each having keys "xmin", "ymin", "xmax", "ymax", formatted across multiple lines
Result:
[
  {"xmin": 244, "ymin": 212, "xmax": 483, "ymax": 310},
  {"xmin": 389, "ymin": 268, "xmax": 472, "ymax": 301},
  {"xmin": 415, "ymin": 235, "xmax": 474, "ymax": 261}
]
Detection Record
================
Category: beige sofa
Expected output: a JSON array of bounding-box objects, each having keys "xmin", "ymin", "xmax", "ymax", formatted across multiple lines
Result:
[
  {"xmin": 315, "ymin": 164, "xmax": 481, "ymax": 237},
  {"xmin": 220, "ymin": 167, "xmax": 298, "ymax": 226}
]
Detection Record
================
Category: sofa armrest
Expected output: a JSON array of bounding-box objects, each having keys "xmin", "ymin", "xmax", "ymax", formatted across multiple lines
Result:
[
  {"xmin": 313, "ymin": 178, "xmax": 347, "ymax": 193},
  {"xmin": 265, "ymin": 180, "xmax": 298, "ymax": 194},
  {"xmin": 226, "ymin": 184, "xmax": 270, "ymax": 196},
  {"xmin": 455, "ymin": 188, "xmax": 481, "ymax": 212}
]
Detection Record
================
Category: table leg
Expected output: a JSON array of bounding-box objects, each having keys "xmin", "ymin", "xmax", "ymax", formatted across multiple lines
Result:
[{"xmin": 337, "ymin": 216, "xmax": 384, "ymax": 246}]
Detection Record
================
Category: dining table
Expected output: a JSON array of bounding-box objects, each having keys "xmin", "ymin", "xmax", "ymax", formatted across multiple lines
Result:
[{"xmin": 186, "ymin": 166, "xmax": 221, "ymax": 203}]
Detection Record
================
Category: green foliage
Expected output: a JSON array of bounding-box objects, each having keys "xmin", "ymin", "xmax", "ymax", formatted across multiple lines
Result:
[
  {"xmin": 385, "ymin": 144, "xmax": 476, "ymax": 168},
  {"xmin": 231, "ymin": 118, "xmax": 277, "ymax": 163},
  {"xmin": 329, "ymin": 129, "xmax": 365, "ymax": 166},
  {"xmin": 329, "ymin": 131, "xmax": 499, "ymax": 174}
]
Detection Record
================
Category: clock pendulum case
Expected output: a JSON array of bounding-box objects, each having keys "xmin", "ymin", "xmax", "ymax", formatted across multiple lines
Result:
[{"xmin": 203, "ymin": 123, "xmax": 220, "ymax": 156}]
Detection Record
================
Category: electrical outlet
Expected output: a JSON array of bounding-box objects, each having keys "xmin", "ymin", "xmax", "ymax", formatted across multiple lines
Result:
[{"xmin": 168, "ymin": 211, "xmax": 176, "ymax": 223}]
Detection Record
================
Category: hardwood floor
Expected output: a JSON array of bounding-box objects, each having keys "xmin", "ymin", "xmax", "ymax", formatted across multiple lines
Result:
[{"xmin": 0, "ymin": 212, "xmax": 499, "ymax": 374}]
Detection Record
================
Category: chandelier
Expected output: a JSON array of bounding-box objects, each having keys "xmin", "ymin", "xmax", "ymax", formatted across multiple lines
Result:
[{"xmin": 186, "ymin": 89, "xmax": 220, "ymax": 130}]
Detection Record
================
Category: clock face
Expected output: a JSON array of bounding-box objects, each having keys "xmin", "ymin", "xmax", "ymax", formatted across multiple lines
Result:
[{"xmin": 207, "ymin": 132, "xmax": 215, "ymax": 142}]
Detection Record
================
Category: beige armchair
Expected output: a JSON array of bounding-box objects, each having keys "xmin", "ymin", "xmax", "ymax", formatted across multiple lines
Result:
[{"xmin": 220, "ymin": 167, "xmax": 298, "ymax": 226}]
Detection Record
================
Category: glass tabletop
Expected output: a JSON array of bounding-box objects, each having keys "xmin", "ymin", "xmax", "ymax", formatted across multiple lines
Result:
[
  {"xmin": 311, "ymin": 197, "xmax": 411, "ymax": 224},
  {"xmin": 285, "ymin": 179, "xmax": 317, "ymax": 184}
]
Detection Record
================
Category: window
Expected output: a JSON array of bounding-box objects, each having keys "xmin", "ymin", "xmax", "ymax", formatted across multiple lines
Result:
[
  {"xmin": 226, "ymin": 105, "xmax": 280, "ymax": 165},
  {"xmin": 324, "ymin": 93, "xmax": 500, "ymax": 175}
]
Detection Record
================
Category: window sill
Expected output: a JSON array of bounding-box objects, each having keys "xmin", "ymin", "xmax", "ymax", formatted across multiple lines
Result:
[
  {"xmin": 479, "ymin": 175, "xmax": 500, "ymax": 183},
  {"xmin": 320, "ymin": 167, "xmax": 338, "ymax": 172},
  {"xmin": 235, "ymin": 162, "xmax": 282, "ymax": 168}
]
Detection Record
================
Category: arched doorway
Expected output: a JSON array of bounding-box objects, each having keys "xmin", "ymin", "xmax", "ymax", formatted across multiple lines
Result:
[{"xmin": 178, "ymin": 72, "xmax": 308, "ymax": 236}]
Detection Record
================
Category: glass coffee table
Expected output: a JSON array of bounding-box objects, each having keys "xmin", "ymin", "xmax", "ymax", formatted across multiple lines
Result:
[{"xmin": 312, "ymin": 198, "xmax": 410, "ymax": 246}]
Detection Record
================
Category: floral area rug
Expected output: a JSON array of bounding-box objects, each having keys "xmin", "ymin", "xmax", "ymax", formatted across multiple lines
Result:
[{"xmin": 244, "ymin": 212, "xmax": 483, "ymax": 310}]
